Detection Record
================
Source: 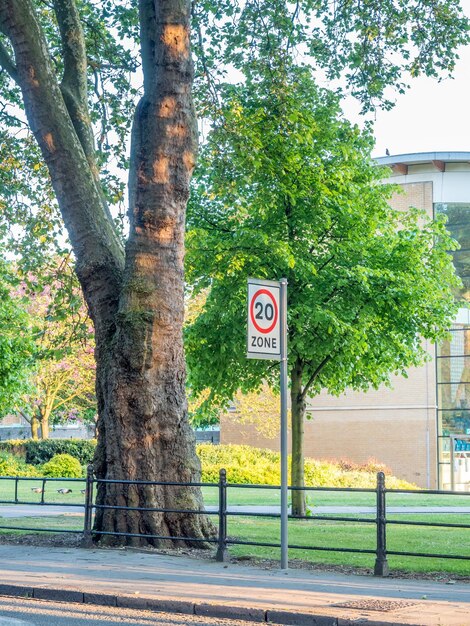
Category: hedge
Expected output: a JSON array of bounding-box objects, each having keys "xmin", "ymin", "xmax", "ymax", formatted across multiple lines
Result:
[
  {"xmin": 197, "ymin": 444, "xmax": 417, "ymax": 489},
  {"xmin": 0, "ymin": 439, "xmax": 96, "ymax": 466},
  {"xmin": 0, "ymin": 440, "xmax": 416, "ymax": 489}
]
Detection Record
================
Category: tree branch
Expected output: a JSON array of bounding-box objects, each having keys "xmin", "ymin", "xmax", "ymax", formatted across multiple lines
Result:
[
  {"xmin": 0, "ymin": 0, "xmax": 124, "ymax": 337},
  {"xmin": 0, "ymin": 38, "xmax": 17, "ymax": 81},
  {"xmin": 53, "ymin": 0, "xmax": 87, "ymax": 97},
  {"xmin": 18, "ymin": 410, "xmax": 31, "ymax": 425},
  {"xmin": 300, "ymin": 354, "xmax": 332, "ymax": 401},
  {"xmin": 138, "ymin": 0, "xmax": 156, "ymax": 95},
  {"xmin": 52, "ymin": 390, "xmax": 82, "ymax": 412},
  {"xmin": 316, "ymin": 255, "xmax": 335, "ymax": 272},
  {"xmin": 52, "ymin": 0, "xmax": 112, "ymax": 217}
]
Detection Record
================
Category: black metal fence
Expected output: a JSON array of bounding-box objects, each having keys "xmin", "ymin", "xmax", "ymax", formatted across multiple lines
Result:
[{"xmin": 0, "ymin": 468, "xmax": 469, "ymax": 576}]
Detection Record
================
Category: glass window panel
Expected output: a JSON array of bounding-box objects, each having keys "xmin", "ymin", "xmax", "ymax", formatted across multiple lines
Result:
[
  {"xmin": 437, "ymin": 383, "xmax": 470, "ymax": 411},
  {"xmin": 451, "ymin": 250, "xmax": 470, "ymax": 280},
  {"xmin": 438, "ymin": 461, "xmax": 452, "ymax": 490},
  {"xmin": 435, "ymin": 203, "xmax": 470, "ymax": 300},
  {"xmin": 438, "ymin": 436, "xmax": 451, "ymax": 462},
  {"xmin": 437, "ymin": 409, "xmax": 470, "ymax": 435},
  {"xmin": 437, "ymin": 355, "xmax": 470, "ymax": 384},
  {"xmin": 436, "ymin": 325, "xmax": 470, "ymax": 357},
  {"xmin": 435, "ymin": 203, "xmax": 470, "ymax": 243}
]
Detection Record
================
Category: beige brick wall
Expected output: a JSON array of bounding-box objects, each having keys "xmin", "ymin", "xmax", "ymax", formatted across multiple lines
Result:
[
  {"xmin": 389, "ymin": 181, "xmax": 433, "ymax": 217},
  {"xmin": 221, "ymin": 180, "xmax": 439, "ymax": 488},
  {"xmin": 221, "ymin": 361, "xmax": 437, "ymax": 488}
]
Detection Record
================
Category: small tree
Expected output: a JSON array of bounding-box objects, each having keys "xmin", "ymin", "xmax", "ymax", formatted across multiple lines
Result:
[
  {"xmin": 186, "ymin": 69, "xmax": 460, "ymax": 515},
  {"xmin": 19, "ymin": 339, "xmax": 96, "ymax": 440},
  {"xmin": 12, "ymin": 259, "xmax": 95, "ymax": 439}
]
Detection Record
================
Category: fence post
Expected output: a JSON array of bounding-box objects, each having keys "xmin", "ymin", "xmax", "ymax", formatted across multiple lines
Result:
[
  {"xmin": 374, "ymin": 471, "xmax": 389, "ymax": 576},
  {"xmin": 81, "ymin": 464, "xmax": 94, "ymax": 548},
  {"xmin": 216, "ymin": 468, "xmax": 229, "ymax": 562}
]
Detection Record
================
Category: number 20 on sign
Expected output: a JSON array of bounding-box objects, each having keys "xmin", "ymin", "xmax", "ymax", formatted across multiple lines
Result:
[{"xmin": 247, "ymin": 278, "xmax": 281, "ymax": 360}]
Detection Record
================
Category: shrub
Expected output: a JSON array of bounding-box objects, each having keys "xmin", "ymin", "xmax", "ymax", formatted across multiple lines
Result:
[
  {"xmin": 0, "ymin": 440, "xmax": 28, "ymax": 459},
  {"xmin": 0, "ymin": 452, "xmax": 41, "ymax": 477},
  {"xmin": 197, "ymin": 444, "xmax": 417, "ymax": 489},
  {"xmin": 198, "ymin": 444, "xmax": 282, "ymax": 484},
  {"xmin": 337, "ymin": 457, "xmax": 392, "ymax": 476},
  {"xmin": 0, "ymin": 439, "xmax": 96, "ymax": 466},
  {"xmin": 42, "ymin": 454, "xmax": 83, "ymax": 478}
]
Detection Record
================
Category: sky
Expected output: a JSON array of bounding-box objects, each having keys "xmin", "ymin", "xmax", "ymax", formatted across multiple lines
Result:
[{"xmin": 343, "ymin": 0, "xmax": 470, "ymax": 159}]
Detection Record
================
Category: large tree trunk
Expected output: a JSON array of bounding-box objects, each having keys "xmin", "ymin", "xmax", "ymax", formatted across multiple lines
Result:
[
  {"xmin": 0, "ymin": 0, "xmax": 213, "ymax": 546},
  {"xmin": 291, "ymin": 359, "xmax": 306, "ymax": 517},
  {"xmin": 91, "ymin": 0, "xmax": 213, "ymax": 547}
]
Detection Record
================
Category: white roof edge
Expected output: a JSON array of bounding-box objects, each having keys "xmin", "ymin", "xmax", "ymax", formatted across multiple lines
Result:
[{"xmin": 376, "ymin": 151, "xmax": 470, "ymax": 166}]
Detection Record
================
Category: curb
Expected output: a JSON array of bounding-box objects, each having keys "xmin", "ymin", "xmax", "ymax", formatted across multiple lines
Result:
[{"xmin": 0, "ymin": 583, "xmax": 422, "ymax": 625}]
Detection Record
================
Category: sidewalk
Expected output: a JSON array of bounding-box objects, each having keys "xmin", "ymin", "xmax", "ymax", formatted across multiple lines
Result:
[
  {"xmin": 1, "ymin": 504, "xmax": 470, "ymax": 517},
  {"xmin": 0, "ymin": 544, "xmax": 468, "ymax": 625}
]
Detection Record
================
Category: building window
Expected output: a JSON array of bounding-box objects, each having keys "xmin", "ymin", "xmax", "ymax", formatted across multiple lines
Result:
[
  {"xmin": 435, "ymin": 203, "xmax": 470, "ymax": 489},
  {"xmin": 436, "ymin": 323, "xmax": 470, "ymax": 488},
  {"xmin": 435, "ymin": 203, "xmax": 470, "ymax": 302}
]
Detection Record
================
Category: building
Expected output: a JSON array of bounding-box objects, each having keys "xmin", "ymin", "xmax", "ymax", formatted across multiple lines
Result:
[{"xmin": 221, "ymin": 152, "xmax": 470, "ymax": 490}]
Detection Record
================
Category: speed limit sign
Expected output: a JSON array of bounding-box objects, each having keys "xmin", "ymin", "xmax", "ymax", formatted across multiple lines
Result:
[
  {"xmin": 245, "ymin": 277, "xmax": 289, "ymax": 569},
  {"xmin": 247, "ymin": 278, "xmax": 281, "ymax": 359}
]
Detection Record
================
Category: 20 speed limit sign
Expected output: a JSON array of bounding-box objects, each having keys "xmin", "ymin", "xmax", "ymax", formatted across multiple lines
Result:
[
  {"xmin": 247, "ymin": 278, "xmax": 281, "ymax": 359},
  {"xmin": 246, "ymin": 276, "xmax": 289, "ymax": 569}
]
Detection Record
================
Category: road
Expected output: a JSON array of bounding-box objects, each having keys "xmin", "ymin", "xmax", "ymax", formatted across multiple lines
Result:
[{"xmin": 0, "ymin": 597, "xmax": 280, "ymax": 626}]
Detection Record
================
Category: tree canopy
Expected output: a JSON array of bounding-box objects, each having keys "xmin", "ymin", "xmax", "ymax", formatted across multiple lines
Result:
[
  {"xmin": 185, "ymin": 66, "xmax": 460, "ymax": 513},
  {"xmin": 186, "ymin": 68, "xmax": 459, "ymax": 401}
]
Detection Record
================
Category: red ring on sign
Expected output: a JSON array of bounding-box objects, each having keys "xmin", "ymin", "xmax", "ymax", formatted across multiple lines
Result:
[{"xmin": 250, "ymin": 289, "xmax": 278, "ymax": 334}]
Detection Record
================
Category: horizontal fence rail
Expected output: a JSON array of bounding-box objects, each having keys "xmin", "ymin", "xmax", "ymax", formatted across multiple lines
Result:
[{"xmin": 0, "ymin": 467, "xmax": 467, "ymax": 575}]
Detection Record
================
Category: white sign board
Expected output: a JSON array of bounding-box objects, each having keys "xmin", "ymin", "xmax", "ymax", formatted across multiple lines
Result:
[{"xmin": 247, "ymin": 278, "xmax": 281, "ymax": 360}]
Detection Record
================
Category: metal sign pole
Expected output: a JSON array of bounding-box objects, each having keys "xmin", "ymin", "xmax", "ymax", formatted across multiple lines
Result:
[{"xmin": 280, "ymin": 278, "xmax": 288, "ymax": 570}]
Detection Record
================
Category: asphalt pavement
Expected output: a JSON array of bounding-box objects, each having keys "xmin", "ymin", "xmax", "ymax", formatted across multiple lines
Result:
[{"xmin": 0, "ymin": 504, "xmax": 470, "ymax": 517}]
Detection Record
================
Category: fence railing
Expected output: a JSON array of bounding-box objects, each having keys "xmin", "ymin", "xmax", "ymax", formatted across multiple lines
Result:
[{"xmin": 0, "ymin": 468, "xmax": 468, "ymax": 576}]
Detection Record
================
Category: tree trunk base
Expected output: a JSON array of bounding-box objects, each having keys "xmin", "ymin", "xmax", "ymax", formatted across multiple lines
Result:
[{"xmin": 291, "ymin": 491, "xmax": 306, "ymax": 517}]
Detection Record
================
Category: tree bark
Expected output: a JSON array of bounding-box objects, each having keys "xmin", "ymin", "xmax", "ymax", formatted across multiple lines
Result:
[
  {"xmin": 291, "ymin": 358, "xmax": 306, "ymax": 516},
  {"xmin": 0, "ymin": 0, "xmax": 214, "ymax": 546},
  {"xmin": 39, "ymin": 408, "xmax": 50, "ymax": 439},
  {"xmin": 30, "ymin": 415, "xmax": 40, "ymax": 440}
]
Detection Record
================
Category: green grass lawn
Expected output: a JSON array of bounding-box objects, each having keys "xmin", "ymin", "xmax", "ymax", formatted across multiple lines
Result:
[
  {"xmin": 227, "ymin": 514, "xmax": 470, "ymax": 576},
  {"xmin": 0, "ymin": 476, "xmax": 468, "ymax": 577},
  {"xmin": 0, "ymin": 478, "xmax": 86, "ymax": 506},
  {"xmin": 0, "ymin": 514, "xmax": 83, "ymax": 534},
  {"xmin": 0, "ymin": 478, "xmax": 469, "ymax": 509},
  {"xmin": 201, "ymin": 485, "xmax": 470, "ymax": 508}
]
